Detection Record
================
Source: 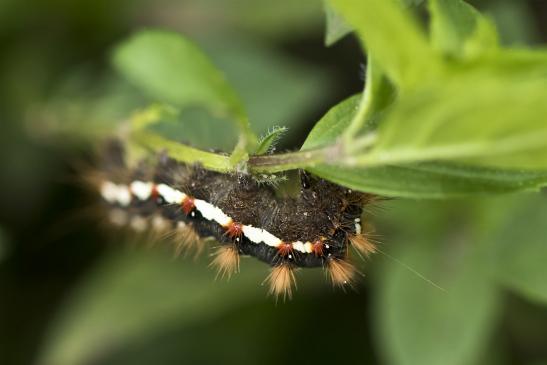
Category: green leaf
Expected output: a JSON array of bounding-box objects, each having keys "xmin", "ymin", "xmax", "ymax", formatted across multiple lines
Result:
[
  {"xmin": 301, "ymin": 90, "xmax": 547, "ymax": 198},
  {"xmin": 360, "ymin": 68, "xmax": 547, "ymax": 170},
  {"xmin": 301, "ymin": 94, "xmax": 361, "ymax": 150},
  {"xmin": 492, "ymin": 196, "xmax": 547, "ymax": 304},
  {"xmin": 140, "ymin": 36, "xmax": 330, "ymax": 154},
  {"xmin": 399, "ymin": 0, "xmax": 426, "ymax": 5},
  {"xmin": 429, "ymin": 0, "xmax": 499, "ymax": 58},
  {"xmin": 255, "ymin": 126, "xmax": 288, "ymax": 155},
  {"xmin": 328, "ymin": 0, "xmax": 442, "ymax": 89},
  {"xmin": 324, "ymin": 1, "xmax": 353, "ymax": 46},
  {"xmin": 38, "ymin": 250, "xmax": 267, "ymax": 365},
  {"xmin": 302, "ymin": 60, "xmax": 394, "ymax": 150},
  {"xmin": 307, "ymin": 163, "xmax": 547, "ymax": 198},
  {"xmin": 374, "ymin": 220, "xmax": 499, "ymax": 365},
  {"xmin": 113, "ymin": 30, "xmax": 256, "ymax": 152},
  {"xmin": 463, "ymin": 16, "xmax": 499, "ymax": 59},
  {"xmin": 302, "ymin": 62, "xmax": 395, "ymax": 149}
]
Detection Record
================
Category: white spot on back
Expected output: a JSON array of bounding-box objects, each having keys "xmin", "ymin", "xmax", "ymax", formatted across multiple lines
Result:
[
  {"xmin": 194, "ymin": 199, "xmax": 232, "ymax": 226},
  {"xmin": 261, "ymin": 230, "xmax": 282, "ymax": 247},
  {"xmin": 157, "ymin": 184, "xmax": 186, "ymax": 204},
  {"xmin": 117, "ymin": 185, "xmax": 132, "ymax": 207},
  {"xmin": 355, "ymin": 223, "xmax": 362, "ymax": 235},
  {"xmin": 292, "ymin": 241, "xmax": 306, "ymax": 253},
  {"xmin": 242, "ymin": 225, "xmax": 263, "ymax": 244},
  {"xmin": 241, "ymin": 226, "xmax": 282, "ymax": 247},
  {"xmin": 100, "ymin": 181, "xmax": 131, "ymax": 206},
  {"xmin": 101, "ymin": 181, "xmax": 117, "ymax": 203},
  {"xmin": 130, "ymin": 181, "xmax": 153, "ymax": 201}
]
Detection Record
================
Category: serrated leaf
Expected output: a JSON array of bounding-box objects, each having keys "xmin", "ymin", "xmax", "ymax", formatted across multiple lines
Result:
[
  {"xmin": 492, "ymin": 196, "xmax": 547, "ymax": 304},
  {"xmin": 113, "ymin": 30, "xmax": 256, "ymax": 150},
  {"xmin": 429, "ymin": 0, "xmax": 499, "ymax": 58},
  {"xmin": 324, "ymin": 1, "xmax": 353, "ymax": 46},
  {"xmin": 328, "ymin": 0, "xmax": 442, "ymax": 89},
  {"xmin": 374, "ymin": 224, "xmax": 499, "ymax": 365}
]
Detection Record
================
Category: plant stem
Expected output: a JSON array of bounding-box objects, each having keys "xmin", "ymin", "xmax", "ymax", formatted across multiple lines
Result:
[
  {"xmin": 248, "ymin": 144, "xmax": 341, "ymax": 173},
  {"xmin": 131, "ymin": 131, "xmax": 232, "ymax": 172}
]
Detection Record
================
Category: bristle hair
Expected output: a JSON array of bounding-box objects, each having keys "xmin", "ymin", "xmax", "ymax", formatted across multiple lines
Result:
[
  {"xmin": 265, "ymin": 264, "xmax": 297, "ymax": 301},
  {"xmin": 349, "ymin": 234, "xmax": 377, "ymax": 257},
  {"xmin": 327, "ymin": 258, "xmax": 356, "ymax": 288},
  {"xmin": 209, "ymin": 245, "xmax": 240, "ymax": 280},
  {"xmin": 172, "ymin": 222, "xmax": 202, "ymax": 257}
]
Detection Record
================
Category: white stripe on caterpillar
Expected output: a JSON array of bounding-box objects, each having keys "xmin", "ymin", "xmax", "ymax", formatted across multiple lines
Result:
[
  {"xmin": 157, "ymin": 184, "xmax": 186, "ymax": 204},
  {"xmin": 194, "ymin": 199, "xmax": 232, "ymax": 226},
  {"xmin": 130, "ymin": 181, "xmax": 154, "ymax": 201},
  {"xmin": 101, "ymin": 180, "xmax": 322, "ymax": 254},
  {"xmin": 100, "ymin": 181, "xmax": 119, "ymax": 204}
]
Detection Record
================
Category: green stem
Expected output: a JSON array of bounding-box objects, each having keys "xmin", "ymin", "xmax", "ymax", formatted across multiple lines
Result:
[
  {"xmin": 131, "ymin": 131, "xmax": 232, "ymax": 172},
  {"xmin": 248, "ymin": 144, "xmax": 341, "ymax": 173}
]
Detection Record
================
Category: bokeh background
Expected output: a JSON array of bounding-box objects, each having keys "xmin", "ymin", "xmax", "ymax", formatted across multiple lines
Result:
[{"xmin": 1, "ymin": 1, "xmax": 547, "ymax": 364}]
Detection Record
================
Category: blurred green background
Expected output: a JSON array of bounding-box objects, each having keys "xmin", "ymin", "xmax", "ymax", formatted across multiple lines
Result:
[{"xmin": 1, "ymin": 1, "xmax": 547, "ymax": 364}]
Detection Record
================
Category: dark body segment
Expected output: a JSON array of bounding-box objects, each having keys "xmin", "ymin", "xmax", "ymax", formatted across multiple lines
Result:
[{"xmin": 101, "ymin": 148, "xmax": 370, "ymax": 269}]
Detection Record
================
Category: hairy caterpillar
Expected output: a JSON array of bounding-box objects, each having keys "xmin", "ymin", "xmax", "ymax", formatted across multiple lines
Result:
[{"xmin": 95, "ymin": 141, "xmax": 378, "ymax": 299}]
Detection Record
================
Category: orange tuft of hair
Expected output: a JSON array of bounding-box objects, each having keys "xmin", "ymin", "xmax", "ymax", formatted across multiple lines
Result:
[
  {"xmin": 172, "ymin": 222, "xmax": 202, "ymax": 257},
  {"xmin": 209, "ymin": 245, "xmax": 240, "ymax": 279},
  {"xmin": 327, "ymin": 258, "xmax": 356, "ymax": 288},
  {"xmin": 349, "ymin": 234, "xmax": 377, "ymax": 257},
  {"xmin": 264, "ymin": 264, "xmax": 297, "ymax": 301}
]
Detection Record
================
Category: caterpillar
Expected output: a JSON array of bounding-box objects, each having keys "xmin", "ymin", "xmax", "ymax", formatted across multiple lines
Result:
[{"xmin": 95, "ymin": 141, "xmax": 378, "ymax": 299}]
